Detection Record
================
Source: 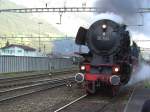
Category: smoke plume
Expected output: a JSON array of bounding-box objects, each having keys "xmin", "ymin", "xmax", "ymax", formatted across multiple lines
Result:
[
  {"xmin": 94, "ymin": 0, "xmax": 150, "ymax": 85},
  {"xmin": 127, "ymin": 63, "xmax": 150, "ymax": 86},
  {"xmin": 90, "ymin": 13, "xmax": 123, "ymax": 24},
  {"xmin": 95, "ymin": 0, "xmax": 143, "ymax": 24}
]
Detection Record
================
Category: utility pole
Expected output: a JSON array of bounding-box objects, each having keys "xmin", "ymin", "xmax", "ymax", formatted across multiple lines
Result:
[
  {"xmin": 44, "ymin": 44, "xmax": 46, "ymax": 54},
  {"xmin": 38, "ymin": 22, "xmax": 42, "ymax": 52}
]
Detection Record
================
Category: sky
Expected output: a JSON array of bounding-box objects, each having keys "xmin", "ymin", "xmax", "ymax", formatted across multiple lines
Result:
[
  {"xmin": 9, "ymin": 0, "xmax": 95, "ymax": 36},
  {"xmin": 6, "ymin": 0, "xmax": 150, "ymax": 55}
]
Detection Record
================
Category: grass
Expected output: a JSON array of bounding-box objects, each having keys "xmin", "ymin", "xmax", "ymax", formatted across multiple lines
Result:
[
  {"xmin": 0, "ymin": 0, "xmax": 63, "ymax": 36},
  {"xmin": 0, "ymin": 0, "xmax": 64, "ymax": 53},
  {"xmin": 144, "ymin": 81, "xmax": 150, "ymax": 88}
]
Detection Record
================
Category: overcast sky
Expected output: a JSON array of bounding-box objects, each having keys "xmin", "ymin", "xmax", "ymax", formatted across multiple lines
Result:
[
  {"xmin": 8, "ymin": 0, "xmax": 95, "ymax": 37},
  {"xmin": 7, "ymin": 0, "xmax": 150, "ymax": 50},
  {"xmin": 10, "ymin": 0, "xmax": 94, "ymax": 7}
]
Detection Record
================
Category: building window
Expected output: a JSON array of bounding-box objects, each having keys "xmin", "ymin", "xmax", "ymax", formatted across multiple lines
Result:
[
  {"xmin": 9, "ymin": 50, "xmax": 12, "ymax": 54},
  {"xmin": 3, "ymin": 50, "xmax": 5, "ymax": 53},
  {"xmin": 3, "ymin": 50, "xmax": 13, "ymax": 54},
  {"xmin": 12, "ymin": 50, "xmax": 15, "ymax": 53},
  {"xmin": 3, "ymin": 50, "xmax": 9, "ymax": 53},
  {"xmin": 18, "ymin": 50, "xmax": 22, "ymax": 53}
]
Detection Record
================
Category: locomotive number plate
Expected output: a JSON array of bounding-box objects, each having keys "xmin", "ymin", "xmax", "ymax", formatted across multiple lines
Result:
[{"xmin": 97, "ymin": 36, "xmax": 110, "ymax": 41}]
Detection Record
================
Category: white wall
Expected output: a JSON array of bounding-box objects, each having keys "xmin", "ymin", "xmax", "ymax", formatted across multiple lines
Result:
[{"xmin": 0, "ymin": 47, "xmax": 42, "ymax": 57}]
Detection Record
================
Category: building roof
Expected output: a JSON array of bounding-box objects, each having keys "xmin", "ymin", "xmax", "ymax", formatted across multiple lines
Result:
[{"xmin": 1, "ymin": 44, "xmax": 36, "ymax": 51}]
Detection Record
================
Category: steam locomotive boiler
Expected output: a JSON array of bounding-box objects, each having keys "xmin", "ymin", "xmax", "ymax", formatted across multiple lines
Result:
[{"xmin": 75, "ymin": 19, "xmax": 140, "ymax": 96}]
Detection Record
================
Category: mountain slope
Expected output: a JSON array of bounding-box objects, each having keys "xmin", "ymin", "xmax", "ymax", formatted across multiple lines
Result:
[
  {"xmin": 0, "ymin": 0, "xmax": 63, "ymax": 36},
  {"xmin": 0, "ymin": 0, "xmax": 64, "ymax": 53}
]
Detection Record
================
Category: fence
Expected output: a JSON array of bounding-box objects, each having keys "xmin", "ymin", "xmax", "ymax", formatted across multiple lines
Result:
[{"xmin": 0, "ymin": 56, "xmax": 75, "ymax": 73}]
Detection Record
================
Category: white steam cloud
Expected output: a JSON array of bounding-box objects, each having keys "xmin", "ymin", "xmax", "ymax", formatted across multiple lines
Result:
[
  {"xmin": 94, "ymin": 0, "xmax": 143, "ymax": 24},
  {"xmin": 93, "ymin": 0, "xmax": 150, "ymax": 85},
  {"xmin": 127, "ymin": 63, "xmax": 150, "ymax": 86},
  {"xmin": 90, "ymin": 13, "xmax": 123, "ymax": 25},
  {"xmin": 94, "ymin": 0, "xmax": 150, "ymax": 36}
]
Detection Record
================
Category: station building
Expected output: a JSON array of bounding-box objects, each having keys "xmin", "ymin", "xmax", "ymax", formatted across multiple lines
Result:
[{"xmin": 0, "ymin": 44, "xmax": 45, "ymax": 57}]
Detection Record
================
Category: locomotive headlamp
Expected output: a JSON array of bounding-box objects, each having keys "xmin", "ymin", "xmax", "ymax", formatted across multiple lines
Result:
[
  {"xmin": 80, "ymin": 65, "xmax": 85, "ymax": 70},
  {"xmin": 102, "ymin": 24, "xmax": 107, "ymax": 29},
  {"xmin": 114, "ymin": 67, "xmax": 119, "ymax": 72},
  {"xmin": 113, "ymin": 66, "xmax": 120, "ymax": 73}
]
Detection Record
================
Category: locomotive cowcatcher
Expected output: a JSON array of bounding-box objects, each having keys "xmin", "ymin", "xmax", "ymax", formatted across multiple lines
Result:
[{"xmin": 75, "ymin": 19, "xmax": 140, "ymax": 96}]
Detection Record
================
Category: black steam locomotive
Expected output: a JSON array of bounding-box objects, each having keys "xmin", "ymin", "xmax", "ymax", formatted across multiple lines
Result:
[{"xmin": 75, "ymin": 19, "xmax": 140, "ymax": 96}]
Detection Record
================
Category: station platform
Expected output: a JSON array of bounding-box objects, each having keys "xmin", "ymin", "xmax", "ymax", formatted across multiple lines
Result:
[{"xmin": 124, "ymin": 87, "xmax": 150, "ymax": 112}]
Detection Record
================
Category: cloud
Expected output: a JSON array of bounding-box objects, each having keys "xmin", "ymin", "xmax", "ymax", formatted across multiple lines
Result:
[
  {"xmin": 128, "ymin": 63, "xmax": 150, "ymax": 86},
  {"xmin": 95, "ymin": 0, "xmax": 143, "ymax": 24}
]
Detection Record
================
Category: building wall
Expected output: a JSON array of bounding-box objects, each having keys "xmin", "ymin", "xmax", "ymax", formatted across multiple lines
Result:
[{"xmin": 0, "ymin": 47, "xmax": 41, "ymax": 57}]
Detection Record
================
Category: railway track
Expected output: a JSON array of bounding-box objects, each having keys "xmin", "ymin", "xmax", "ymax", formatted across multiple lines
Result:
[
  {"xmin": 94, "ymin": 87, "xmax": 136, "ymax": 112},
  {"xmin": 53, "ymin": 95, "xmax": 114, "ymax": 112},
  {"xmin": 0, "ymin": 76, "xmax": 75, "ymax": 103},
  {"xmin": 54, "ymin": 94, "xmax": 87, "ymax": 112},
  {"xmin": 0, "ymin": 68, "xmax": 78, "ymax": 89},
  {"xmin": 53, "ymin": 86, "xmax": 135, "ymax": 112}
]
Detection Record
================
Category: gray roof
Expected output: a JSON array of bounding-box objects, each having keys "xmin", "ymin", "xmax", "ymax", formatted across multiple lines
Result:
[{"xmin": 1, "ymin": 44, "xmax": 36, "ymax": 51}]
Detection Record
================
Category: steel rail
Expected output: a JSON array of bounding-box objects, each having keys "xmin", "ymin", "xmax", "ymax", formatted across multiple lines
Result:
[
  {"xmin": 0, "ymin": 68, "xmax": 77, "ymax": 84},
  {"xmin": 54, "ymin": 94, "xmax": 87, "ymax": 112},
  {"xmin": 0, "ymin": 76, "xmax": 75, "ymax": 102},
  {"xmin": 0, "ymin": 71, "xmax": 78, "ymax": 90}
]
